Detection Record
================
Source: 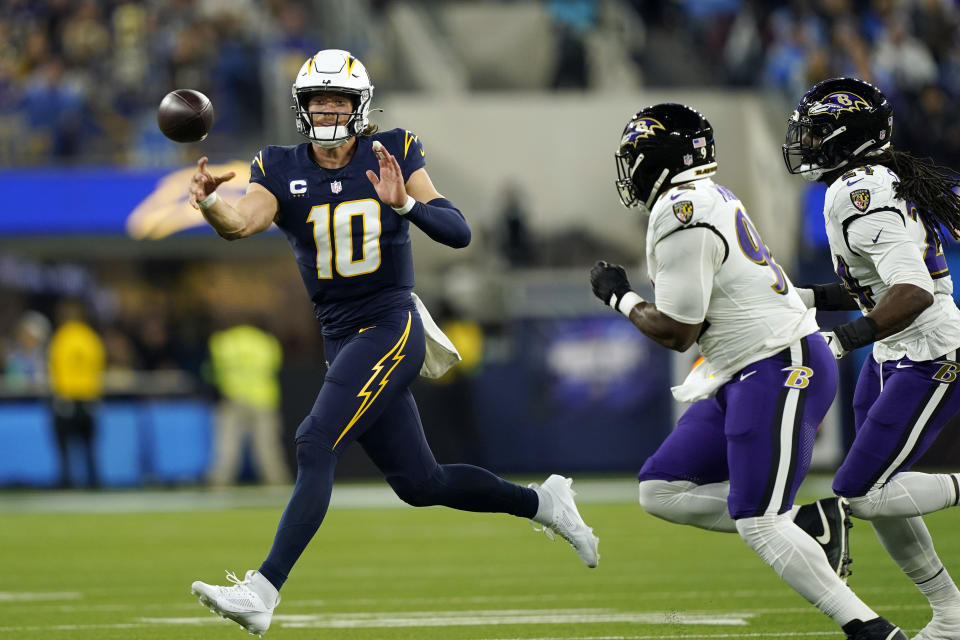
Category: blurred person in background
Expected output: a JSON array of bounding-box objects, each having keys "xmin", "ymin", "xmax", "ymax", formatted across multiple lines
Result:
[
  {"xmin": 206, "ymin": 321, "xmax": 290, "ymax": 486},
  {"xmin": 591, "ymin": 102, "xmax": 908, "ymax": 640},
  {"xmin": 3, "ymin": 310, "xmax": 51, "ymax": 391},
  {"xmin": 785, "ymin": 76, "xmax": 960, "ymax": 640},
  {"xmin": 185, "ymin": 49, "xmax": 598, "ymax": 636},
  {"xmin": 48, "ymin": 299, "xmax": 105, "ymax": 489}
]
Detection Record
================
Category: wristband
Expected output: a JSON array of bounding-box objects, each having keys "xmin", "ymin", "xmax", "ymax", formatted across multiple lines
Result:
[
  {"xmin": 198, "ymin": 191, "xmax": 218, "ymax": 209},
  {"xmin": 618, "ymin": 291, "xmax": 645, "ymax": 317},
  {"xmin": 393, "ymin": 195, "xmax": 416, "ymax": 215},
  {"xmin": 832, "ymin": 316, "xmax": 878, "ymax": 351}
]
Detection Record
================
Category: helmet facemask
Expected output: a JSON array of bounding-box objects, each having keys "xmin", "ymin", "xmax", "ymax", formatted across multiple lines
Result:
[
  {"xmin": 294, "ymin": 89, "xmax": 370, "ymax": 148},
  {"xmin": 782, "ymin": 78, "xmax": 893, "ymax": 181}
]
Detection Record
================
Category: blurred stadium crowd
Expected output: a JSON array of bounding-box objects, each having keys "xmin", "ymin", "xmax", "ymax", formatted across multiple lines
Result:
[{"xmin": 1, "ymin": 0, "xmax": 959, "ymax": 165}]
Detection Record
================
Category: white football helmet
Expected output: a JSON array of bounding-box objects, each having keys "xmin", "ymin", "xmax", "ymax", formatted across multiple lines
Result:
[{"xmin": 292, "ymin": 49, "xmax": 374, "ymax": 148}]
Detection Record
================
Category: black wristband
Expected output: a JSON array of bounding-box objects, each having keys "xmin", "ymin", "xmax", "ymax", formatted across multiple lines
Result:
[
  {"xmin": 809, "ymin": 283, "xmax": 855, "ymax": 311},
  {"xmin": 833, "ymin": 316, "xmax": 878, "ymax": 351}
]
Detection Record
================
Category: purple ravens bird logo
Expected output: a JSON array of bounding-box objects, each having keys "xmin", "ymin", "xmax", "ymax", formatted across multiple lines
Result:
[
  {"xmin": 808, "ymin": 92, "xmax": 871, "ymax": 119},
  {"xmin": 850, "ymin": 188, "xmax": 871, "ymax": 212},
  {"xmin": 621, "ymin": 117, "xmax": 666, "ymax": 147},
  {"xmin": 673, "ymin": 200, "xmax": 694, "ymax": 223}
]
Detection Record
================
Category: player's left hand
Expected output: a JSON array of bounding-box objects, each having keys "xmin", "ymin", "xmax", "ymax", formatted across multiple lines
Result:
[
  {"xmin": 366, "ymin": 141, "xmax": 407, "ymax": 208},
  {"xmin": 821, "ymin": 330, "xmax": 847, "ymax": 359},
  {"xmin": 590, "ymin": 261, "xmax": 632, "ymax": 311}
]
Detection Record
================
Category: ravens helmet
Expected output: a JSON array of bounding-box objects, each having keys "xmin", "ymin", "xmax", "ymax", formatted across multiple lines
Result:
[
  {"xmin": 783, "ymin": 77, "xmax": 893, "ymax": 181},
  {"xmin": 615, "ymin": 103, "xmax": 717, "ymax": 212},
  {"xmin": 292, "ymin": 49, "xmax": 374, "ymax": 148}
]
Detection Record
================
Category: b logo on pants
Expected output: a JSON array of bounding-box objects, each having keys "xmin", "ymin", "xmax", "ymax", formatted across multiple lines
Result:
[
  {"xmin": 782, "ymin": 366, "xmax": 814, "ymax": 389},
  {"xmin": 933, "ymin": 360, "xmax": 960, "ymax": 384}
]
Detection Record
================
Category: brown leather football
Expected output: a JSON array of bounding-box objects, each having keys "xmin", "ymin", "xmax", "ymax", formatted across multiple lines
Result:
[{"xmin": 157, "ymin": 89, "xmax": 214, "ymax": 143}]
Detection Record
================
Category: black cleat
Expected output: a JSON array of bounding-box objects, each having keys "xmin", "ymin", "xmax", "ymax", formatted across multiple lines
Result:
[
  {"xmin": 795, "ymin": 496, "xmax": 853, "ymax": 581},
  {"xmin": 843, "ymin": 617, "xmax": 908, "ymax": 640}
]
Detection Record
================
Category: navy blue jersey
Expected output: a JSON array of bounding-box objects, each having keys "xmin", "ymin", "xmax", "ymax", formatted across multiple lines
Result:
[{"xmin": 250, "ymin": 128, "xmax": 427, "ymax": 335}]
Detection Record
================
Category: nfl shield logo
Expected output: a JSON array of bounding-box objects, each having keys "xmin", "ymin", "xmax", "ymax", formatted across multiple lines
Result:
[
  {"xmin": 683, "ymin": 154, "xmax": 693, "ymax": 166},
  {"xmin": 331, "ymin": 180, "xmax": 342, "ymax": 194},
  {"xmin": 850, "ymin": 189, "xmax": 871, "ymax": 212},
  {"xmin": 673, "ymin": 200, "xmax": 694, "ymax": 223}
]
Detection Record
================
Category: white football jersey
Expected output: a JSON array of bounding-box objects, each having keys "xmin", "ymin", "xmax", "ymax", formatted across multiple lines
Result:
[
  {"xmin": 822, "ymin": 164, "xmax": 960, "ymax": 362},
  {"xmin": 646, "ymin": 178, "xmax": 818, "ymax": 380}
]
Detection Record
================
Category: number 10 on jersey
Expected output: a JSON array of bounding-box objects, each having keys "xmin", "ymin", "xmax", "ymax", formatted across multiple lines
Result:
[{"xmin": 307, "ymin": 199, "xmax": 382, "ymax": 278}]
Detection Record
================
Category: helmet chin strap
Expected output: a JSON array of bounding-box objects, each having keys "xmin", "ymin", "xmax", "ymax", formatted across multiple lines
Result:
[{"xmin": 310, "ymin": 125, "xmax": 353, "ymax": 148}]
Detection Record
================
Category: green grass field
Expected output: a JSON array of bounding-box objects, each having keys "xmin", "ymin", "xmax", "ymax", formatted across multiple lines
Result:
[{"xmin": 1, "ymin": 476, "xmax": 955, "ymax": 639}]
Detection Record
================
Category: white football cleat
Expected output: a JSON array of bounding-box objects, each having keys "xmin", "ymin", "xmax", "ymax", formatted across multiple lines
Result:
[
  {"xmin": 191, "ymin": 570, "xmax": 279, "ymax": 637},
  {"xmin": 530, "ymin": 474, "xmax": 599, "ymax": 568}
]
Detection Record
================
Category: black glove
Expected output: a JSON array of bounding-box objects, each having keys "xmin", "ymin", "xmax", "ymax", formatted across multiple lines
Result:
[{"xmin": 590, "ymin": 261, "xmax": 633, "ymax": 311}]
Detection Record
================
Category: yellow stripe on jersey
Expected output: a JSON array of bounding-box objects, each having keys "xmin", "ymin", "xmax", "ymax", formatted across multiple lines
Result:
[
  {"xmin": 333, "ymin": 313, "xmax": 412, "ymax": 449},
  {"xmin": 403, "ymin": 131, "xmax": 423, "ymax": 160},
  {"xmin": 254, "ymin": 151, "xmax": 265, "ymax": 177}
]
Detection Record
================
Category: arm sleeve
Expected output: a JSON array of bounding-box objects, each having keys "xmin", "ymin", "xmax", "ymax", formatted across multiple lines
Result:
[
  {"xmin": 405, "ymin": 198, "xmax": 471, "ymax": 248},
  {"xmin": 652, "ymin": 227, "xmax": 724, "ymax": 324},
  {"xmin": 846, "ymin": 211, "xmax": 935, "ymax": 294}
]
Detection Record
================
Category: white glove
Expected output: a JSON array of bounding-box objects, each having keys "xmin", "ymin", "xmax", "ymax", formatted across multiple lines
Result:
[{"xmin": 820, "ymin": 331, "xmax": 847, "ymax": 359}]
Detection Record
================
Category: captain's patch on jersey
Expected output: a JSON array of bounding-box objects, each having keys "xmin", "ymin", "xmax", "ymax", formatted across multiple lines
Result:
[
  {"xmin": 850, "ymin": 188, "xmax": 871, "ymax": 212},
  {"xmin": 673, "ymin": 200, "xmax": 694, "ymax": 223}
]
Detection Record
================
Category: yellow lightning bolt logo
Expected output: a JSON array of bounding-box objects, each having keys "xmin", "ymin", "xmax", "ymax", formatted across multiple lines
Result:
[
  {"xmin": 403, "ymin": 131, "xmax": 424, "ymax": 160},
  {"xmin": 333, "ymin": 313, "xmax": 411, "ymax": 448},
  {"xmin": 345, "ymin": 53, "xmax": 358, "ymax": 77}
]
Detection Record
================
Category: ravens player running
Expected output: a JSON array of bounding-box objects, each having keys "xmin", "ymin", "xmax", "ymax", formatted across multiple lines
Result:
[
  {"xmin": 186, "ymin": 49, "xmax": 598, "ymax": 637},
  {"xmin": 785, "ymin": 77, "xmax": 960, "ymax": 640},
  {"xmin": 590, "ymin": 103, "xmax": 907, "ymax": 640}
]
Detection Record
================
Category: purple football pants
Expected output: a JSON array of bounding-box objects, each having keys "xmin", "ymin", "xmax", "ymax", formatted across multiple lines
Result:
[
  {"xmin": 833, "ymin": 348, "xmax": 960, "ymax": 497},
  {"xmin": 638, "ymin": 333, "xmax": 838, "ymax": 519}
]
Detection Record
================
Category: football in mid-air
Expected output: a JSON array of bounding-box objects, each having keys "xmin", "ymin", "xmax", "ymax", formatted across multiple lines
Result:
[{"xmin": 157, "ymin": 89, "xmax": 214, "ymax": 143}]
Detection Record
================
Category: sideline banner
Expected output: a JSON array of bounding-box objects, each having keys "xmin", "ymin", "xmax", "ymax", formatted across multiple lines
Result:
[{"xmin": 0, "ymin": 161, "xmax": 249, "ymax": 238}]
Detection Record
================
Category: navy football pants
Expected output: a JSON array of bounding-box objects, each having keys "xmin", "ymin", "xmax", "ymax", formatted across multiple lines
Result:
[{"xmin": 258, "ymin": 308, "xmax": 537, "ymax": 589}]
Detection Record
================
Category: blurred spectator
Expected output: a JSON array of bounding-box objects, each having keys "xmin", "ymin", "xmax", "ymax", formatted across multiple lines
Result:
[
  {"xmin": 546, "ymin": 0, "xmax": 596, "ymax": 89},
  {"xmin": 873, "ymin": 17, "xmax": 939, "ymax": 92},
  {"xmin": 3, "ymin": 310, "xmax": 51, "ymax": 390},
  {"xmin": 206, "ymin": 322, "xmax": 289, "ymax": 486},
  {"xmin": 495, "ymin": 182, "xmax": 534, "ymax": 268},
  {"xmin": 48, "ymin": 300, "xmax": 105, "ymax": 489}
]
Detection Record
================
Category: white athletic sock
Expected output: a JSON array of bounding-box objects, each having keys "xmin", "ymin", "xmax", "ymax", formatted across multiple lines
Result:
[
  {"xmin": 532, "ymin": 486, "xmax": 553, "ymax": 524},
  {"xmin": 637, "ymin": 479, "xmax": 737, "ymax": 532},
  {"xmin": 872, "ymin": 517, "xmax": 960, "ymax": 611},
  {"xmin": 736, "ymin": 514, "xmax": 877, "ymax": 627},
  {"xmin": 847, "ymin": 472, "xmax": 960, "ymax": 519},
  {"xmin": 919, "ymin": 568, "xmax": 960, "ymax": 611}
]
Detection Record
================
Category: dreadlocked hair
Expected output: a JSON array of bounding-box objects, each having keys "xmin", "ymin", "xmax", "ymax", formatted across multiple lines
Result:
[{"xmin": 871, "ymin": 148, "xmax": 960, "ymax": 242}]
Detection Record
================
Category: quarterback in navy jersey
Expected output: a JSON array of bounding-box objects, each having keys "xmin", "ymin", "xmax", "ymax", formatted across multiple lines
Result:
[{"xmin": 185, "ymin": 49, "xmax": 598, "ymax": 637}]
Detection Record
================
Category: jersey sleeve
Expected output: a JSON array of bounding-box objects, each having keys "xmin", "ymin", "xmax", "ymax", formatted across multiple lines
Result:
[
  {"xmin": 249, "ymin": 147, "xmax": 284, "ymax": 198},
  {"xmin": 395, "ymin": 130, "xmax": 426, "ymax": 181},
  {"xmin": 651, "ymin": 226, "xmax": 724, "ymax": 324},
  {"xmin": 845, "ymin": 211, "xmax": 935, "ymax": 293}
]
